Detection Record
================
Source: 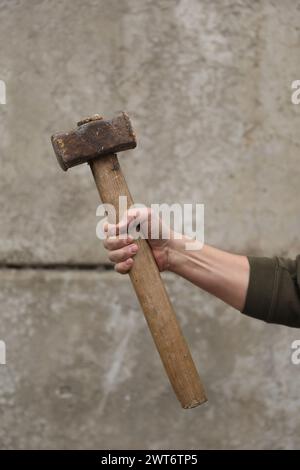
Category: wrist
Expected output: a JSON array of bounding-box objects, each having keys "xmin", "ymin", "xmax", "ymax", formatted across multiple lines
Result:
[{"xmin": 166, "ymin": 234, "xmax": 194, "ymax": 272}]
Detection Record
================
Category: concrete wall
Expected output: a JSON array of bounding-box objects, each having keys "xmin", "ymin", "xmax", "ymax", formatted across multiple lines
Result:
[{"xmin": 0, "ymin": 0, "xmax": 299, "ymax": 449}]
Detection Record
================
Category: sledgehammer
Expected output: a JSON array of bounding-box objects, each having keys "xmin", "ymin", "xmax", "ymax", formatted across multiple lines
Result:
[{"xmin": 51, "ymin": 112, "xmax": 207, "ymax": 408}]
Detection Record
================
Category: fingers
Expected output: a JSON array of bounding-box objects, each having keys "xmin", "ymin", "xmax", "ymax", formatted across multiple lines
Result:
[
  {"xmin": 103, "ymin": 209, "xmax": 149, "ymax": 275},
  {"xmin": 104, "ymin": 208, "xmax": 153, "ymax": 239},
  {"xmin": 114, "ymin": 258, "xmax": 134, "ymax": 274},
  {"xmin": 103, "ymin": 221, "xmax": 138, "ymax": 273},
  {"xmin": 103, "ymin": 235, "xmax": 133, "ymax": 251},
  {"xmin": 104, "ymin": 212, "xmax": 139, "ymax": 238},
  {"xmin": 108, "ymin": 243, "xmax": 138, "ymax": 263}
]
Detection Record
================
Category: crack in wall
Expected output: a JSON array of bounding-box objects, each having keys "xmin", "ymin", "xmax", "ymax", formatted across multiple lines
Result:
[{"xmin": 0, "ymin": 263, "xmax": 114, "ymax": 272}]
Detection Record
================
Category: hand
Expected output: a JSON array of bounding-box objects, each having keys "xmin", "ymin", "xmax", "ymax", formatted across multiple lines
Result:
[{"xmin": 103, "ymin": 208, "xmax": 173, "ymax": 274}]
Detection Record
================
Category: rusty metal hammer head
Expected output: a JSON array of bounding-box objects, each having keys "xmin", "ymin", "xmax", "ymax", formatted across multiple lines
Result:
[{"xmin": 51, "ymin": 112, "xmax": 137, "ymax": 171}]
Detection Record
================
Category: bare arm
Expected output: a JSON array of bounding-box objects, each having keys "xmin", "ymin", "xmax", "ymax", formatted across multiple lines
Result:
[
  {"xmin": 104, "ymin": 208, "xmax": 300, "ymax": 327},
  {"xmin": 104, "ymin": 208, "xmax": 250, "ymax": 312},
  {"xmin": 167, "ymin": 237, "xmax": 250, "ymax": 311}
]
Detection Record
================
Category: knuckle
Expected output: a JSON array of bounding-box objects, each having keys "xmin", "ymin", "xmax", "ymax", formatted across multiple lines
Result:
[
  {"xmin": 108, "ymin": 249, "xmax": 119, "ymax": 261},
  {"xmin": 108, "ymin": 226, "xmax": 117, "ymax": 237},
  {"xmin": 112, "ymin": 248, "xmax": 126, "ymax": 262}
]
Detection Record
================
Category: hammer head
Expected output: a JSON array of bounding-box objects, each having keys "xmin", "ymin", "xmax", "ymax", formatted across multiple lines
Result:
[{"xmin": 51, "ymin": 112, "xmax": 137, "ymax": 171}]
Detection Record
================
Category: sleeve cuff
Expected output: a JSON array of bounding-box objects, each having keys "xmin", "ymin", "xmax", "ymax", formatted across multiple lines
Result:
[{"xmin": 242, "ymin": 256, "xmax": 278, "ymax": 323}]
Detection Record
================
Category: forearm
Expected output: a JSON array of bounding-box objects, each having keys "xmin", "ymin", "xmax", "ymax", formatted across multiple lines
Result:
[
  {"xmin": 167, "ymin": 237, "xmax": 250, "ymax": 311},
  {"xmin": 104, "ymin": 209, "xmax": 300, "ymax": 327},
  {"xmin": 167, "ymin": 237, "xmax": 300, "ymax": 328}
]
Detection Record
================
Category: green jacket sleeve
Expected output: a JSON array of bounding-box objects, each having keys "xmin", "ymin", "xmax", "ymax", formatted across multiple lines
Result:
[{"xmin": 242, "ymin": 255, "xmax": 300, "ymax": 328}]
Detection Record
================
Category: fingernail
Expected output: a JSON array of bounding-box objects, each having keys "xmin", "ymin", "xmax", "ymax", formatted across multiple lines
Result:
[{"xmin": 131, "ymin": 245, "xmax": 138, "ymax": 254}]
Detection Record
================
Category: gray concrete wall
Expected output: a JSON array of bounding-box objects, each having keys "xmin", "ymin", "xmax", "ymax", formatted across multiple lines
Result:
[{"xmin": 0, "ymin": 0, "xmax": 299, "ymax": 449}]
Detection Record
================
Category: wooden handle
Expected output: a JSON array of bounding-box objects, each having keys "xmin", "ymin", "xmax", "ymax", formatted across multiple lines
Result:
[{"xmin": 90, "ymin": 154, "xmax": 207, "ymax": 408}]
